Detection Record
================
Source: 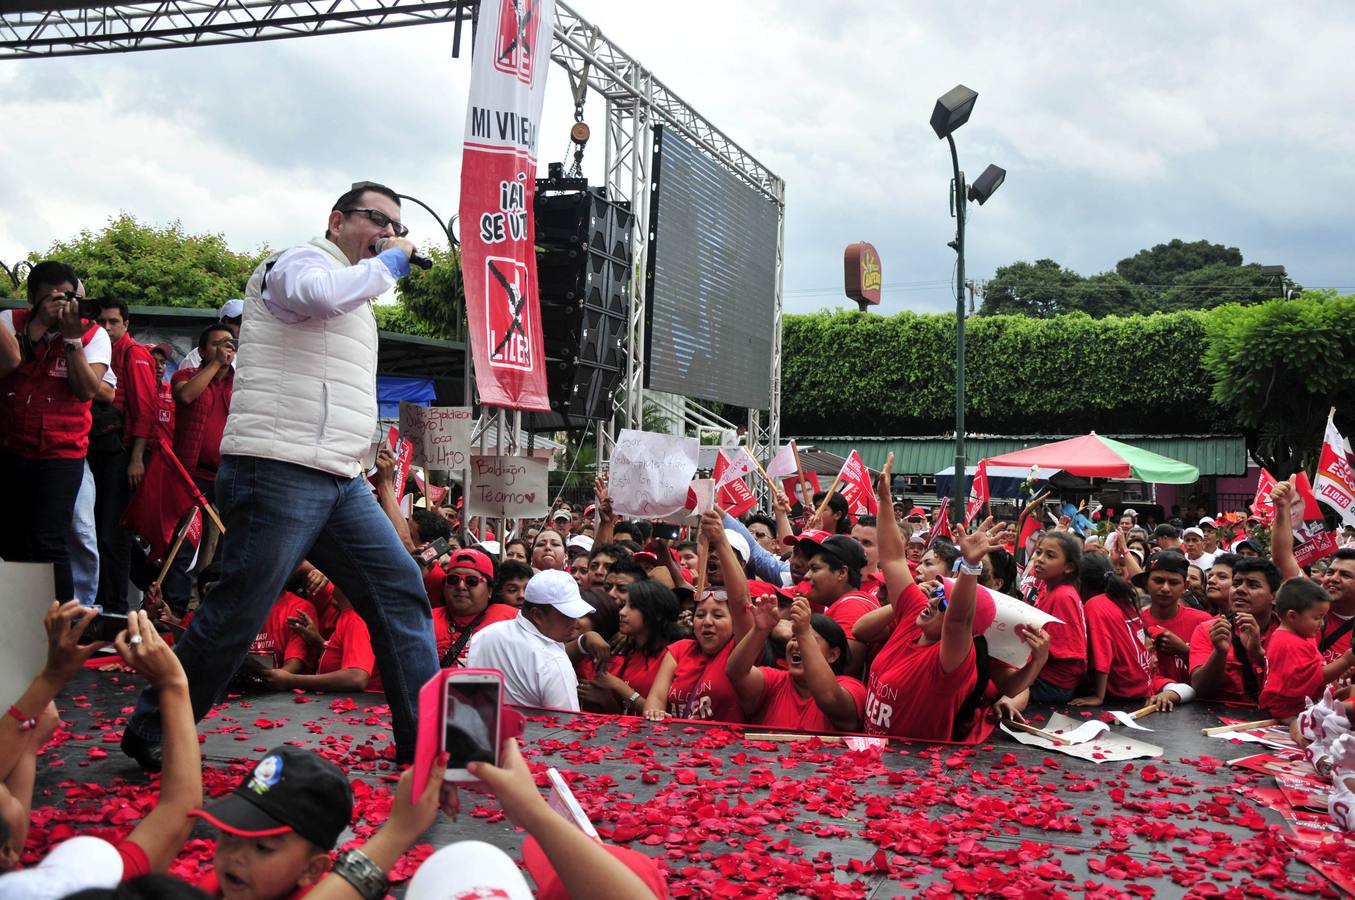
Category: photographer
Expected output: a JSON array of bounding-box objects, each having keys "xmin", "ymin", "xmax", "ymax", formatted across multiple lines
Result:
[{"xmin": 0, "ymin": 261, "xmax": 110, "ymax": 601}]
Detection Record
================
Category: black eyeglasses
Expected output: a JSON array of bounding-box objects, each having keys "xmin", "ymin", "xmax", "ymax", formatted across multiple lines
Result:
[
  {"xmin": 444, "ymin": 573, "xmax": 484, "ymax": 588},
  {"xmin": 341, "ymin": 207, "xmax": 408, "ymax": 237}
]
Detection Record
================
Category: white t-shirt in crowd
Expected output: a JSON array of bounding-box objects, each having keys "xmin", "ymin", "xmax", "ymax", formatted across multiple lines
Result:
[
  {"xmin": 465, "ymin": 614, "xmax": 579, "ymax": 712},
  {"xmin": 1186, "ymin": 551, "xmax": 1216, "ymax": 571},
  {"xmin": 0, "ymin": 309, "xmax": 112, "ymax": 371}
]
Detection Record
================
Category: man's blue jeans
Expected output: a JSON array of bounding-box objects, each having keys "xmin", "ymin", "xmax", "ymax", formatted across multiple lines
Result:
[
  {"xmin": 127, "ymin": 455, "xmax": 439, "ymax": 758},
  {"xmin": 66, "ymin": 461, "xmax": 99, "ymax": 605}
]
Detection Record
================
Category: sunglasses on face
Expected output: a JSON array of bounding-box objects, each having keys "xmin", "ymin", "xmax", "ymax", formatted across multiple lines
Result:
[
  {"xmin": 342, "ymin": 207, "xmax": 409, "ymax": 237},
  {"xmin": 444, "ymin": 573, "xmax": 484, "ymax": 588}
]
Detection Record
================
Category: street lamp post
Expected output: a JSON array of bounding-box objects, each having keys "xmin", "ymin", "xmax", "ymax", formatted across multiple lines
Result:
[{"xmin": 930, "ymin": 86, "xmax": 1005, "ymax": 520}]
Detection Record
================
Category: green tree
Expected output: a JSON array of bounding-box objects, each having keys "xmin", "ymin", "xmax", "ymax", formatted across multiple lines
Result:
[
  {"xmin": 1200, "ymin": 291, "xmax": 1355, "ymax": 476},
  {"xmin": 1071, "ymin": 272, "xmax": 1149, "ymax": 318},
  {"xmin": 1157, "ymin": 263, "xmax": 1296, "ymax": 311},
  {"xmin": 392, "ymin": 246, "xmax": 464, "ymax": 341},
  {"xmin": 978, "ymin": 259, "xmax": 1084, "ymax": 317},
  {"xmin": 30, "ymin": 213, "xmax": 267, "ymax": 307},
  {"xmin": 1115, "ymin": 239, "xmax": 1243, "ymax": 286}
]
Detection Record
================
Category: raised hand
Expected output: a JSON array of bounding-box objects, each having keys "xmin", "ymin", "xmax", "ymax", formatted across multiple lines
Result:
[
  {"xmin": 750, "ymin": 595, "xmax": 781, "ymax": 633},
  {"xmin": 957, "ymin": 516, "xmax": 1012, "ymax": 565},
  {"xmin": 787, "ymin": 597, "xmax": 812, "ymax": 636}
]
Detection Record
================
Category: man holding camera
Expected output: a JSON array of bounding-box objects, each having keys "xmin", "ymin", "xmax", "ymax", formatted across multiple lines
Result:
[
  {"xmin": 0, "ymin": 261, "xmax": 110, "ymax": 602},
  {"xmin": 123, "ymin": 182, "xmax": 439, "ymax": 772}
]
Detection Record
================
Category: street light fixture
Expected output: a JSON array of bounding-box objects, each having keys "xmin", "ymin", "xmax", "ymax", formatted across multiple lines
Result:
[{"xmin": 932, "ymin": 84, "xmax": 1005, "ymax": 512}]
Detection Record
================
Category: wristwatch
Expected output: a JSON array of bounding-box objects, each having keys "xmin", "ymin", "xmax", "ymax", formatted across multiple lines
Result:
[
  {"xmin": 63, "ymin": 339, "xmax": 83, "ymax": 353},
  {"xmin": 952, "ymin": 558, "xmax": 984, "ymax": 576},
  {"xmin": 332, "ymin": 849, "xmax": 389, "ymax": 900}
]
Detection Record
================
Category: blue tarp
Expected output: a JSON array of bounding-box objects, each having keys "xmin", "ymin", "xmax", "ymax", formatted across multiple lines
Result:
[{"xmin": 377, "ymin": 375, "xmax": 436, "ymax": 419}]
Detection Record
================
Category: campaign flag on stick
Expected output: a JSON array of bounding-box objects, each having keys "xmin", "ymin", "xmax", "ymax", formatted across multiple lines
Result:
[
  {"xmin": 764, "ymin": 444, "xmax": 798, "ymax": 480},
  {"xmin": 1251, "ymin": 468, "xmax": 1279, "ymax": 525},
  {"xmin": 783, "ymin": 471, "xmax": 820, "ymax": 502},
  {"xmin": 713, "ymin": 450, "xmax": 757, "ymax": 518},
  {"xmin": 927, "ymin": 499, "xmax": 953, "ymax": 550},
  {"xmin": 458, "ymin": 0, "xmax": 555, "ymax": 411},
  {"xmin": 120, "ymin": 439, "xmax": 208, "ymax": 565},
  {"xmin": 833, "ymin": 450, "xmax": 877, "ymax": 517},
  {"xmin": 1314, "ymin": 410, "xmax": 1355, "ymax": 529},
  {"xmin": 964, "ymin": 460, "xmax": 990, "ymax": 527}
]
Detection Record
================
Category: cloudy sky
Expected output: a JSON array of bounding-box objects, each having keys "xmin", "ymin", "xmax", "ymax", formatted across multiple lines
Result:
[{"xmin": 1, "ymin": 1, "xmax": 1352, "ymax": 315}]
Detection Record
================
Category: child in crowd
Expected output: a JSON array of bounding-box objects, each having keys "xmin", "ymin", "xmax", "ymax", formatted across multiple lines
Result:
[
  {"xmin": 1190, "ymin": 557, "xmax": 1282, "ymax": 703},
  {"xmin": 1261, "ymin": 578, "xmax": 1355, "ymax": 721},
  {"xmin": 1074, "ymin": 555, "xmax": 1179, "ymax": 711},
  {"xmin": 726, "ymin": 593, "xmax": 865, "ymax": 733},
  {"xmin": 584, "ymin": 581, "xmax": 685, "ymax": 715},
  {"xmin": 1027, "ymin": 531, "xmax": 1087, "ymax": 703},
  {"xmin": 1139, "ymin": 552, "xmax": 1211, "ymax": 687}
]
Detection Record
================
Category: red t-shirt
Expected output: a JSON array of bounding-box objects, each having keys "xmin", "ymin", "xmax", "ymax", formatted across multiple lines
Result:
[
  {"xmin": 432, "ymin": 603, "xmax": 518, "ymax": 665},
  {"xmin": 755, "ymin": 666, "xmax": 866, "ymax": 733},
  {"xmin": 170, "ymin": 367, "xmax": 232, "ymax": 479},
  {"xmin": 605, "ymin": 649, "xmax": 669, "ymax": 703},
  {"xmin": 1260, "ymin": 628, "xmax": 1325, "ymax": 719},
  {"xmin": 1034, "ymin": 583, "xmax": 1087, "ymax": 690},
  {"xmin": 318, "ymin": 609, "xmax": 382, "ymax": 692},
  {"xmin": 862, "ymin": 582, "xmax": 977, "ymax": 741},
  {"xmin": 1142, "ymin": 603, "xmax": 1211, "ymax": 683},
  {"xmin": 308, "ymin": 582, "xmax": 340, "ymax": 637},
  {"xmin": 824, "ymin": 589, "xmax": 880, "ymax": 641},
  {"xmin": 665, "ymin": 639, "xmax": 744, "ymax": 723},
  {"xmin": 424, "ymin": 565, "xmax": 446, "ymax": 608},
  {"xmin": 249, "ymin": 592, "xmax": 318, "ymax": 670},
  {"xmin": 1083, "ymin": 594, "xmax": 1154, "ymax": 700},
  {"xmin": 860, "ymin": 570, "xmax": 886, "ymax": 603},
  {"xmin": 1321, "ymin": 611, "xmax": 1355, "ymax": 666},
  {"xmin": 1188, "ymin": 614, "xmax": 1278, "ymax": 703}
]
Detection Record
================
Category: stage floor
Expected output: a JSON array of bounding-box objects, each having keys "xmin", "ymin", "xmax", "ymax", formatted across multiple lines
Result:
[{"xmin": 27, "ymin": 668, "xmax": 1347, "ymax": 898}]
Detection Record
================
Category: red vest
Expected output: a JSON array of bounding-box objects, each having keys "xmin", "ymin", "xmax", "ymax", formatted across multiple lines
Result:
[{"xmin": 1, "ymin": 309, "xmax": 99, "ymax": 459}]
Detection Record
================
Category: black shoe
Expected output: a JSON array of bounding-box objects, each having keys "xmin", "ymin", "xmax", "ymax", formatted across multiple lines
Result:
[{"xmin": 120, "ymin": 730, "xmax": 164, "ymax": 774}]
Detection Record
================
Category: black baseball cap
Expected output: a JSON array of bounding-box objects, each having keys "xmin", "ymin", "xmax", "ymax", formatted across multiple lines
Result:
[
  {"xmin": 811, "ymin": 534, "xmax": 868, "ymax": 572},
  {"xmin": 1132, "ymin": 551, "xmax": 1191, "ymax": 588},
  {"xmin": 190, "ymin": 746, "xmax": 353, "ymax": 850}
]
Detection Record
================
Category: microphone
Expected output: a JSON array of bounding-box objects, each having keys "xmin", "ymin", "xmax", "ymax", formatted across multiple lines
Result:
[{"xmin": 372, "ymin": 239, "xmax": 433, "ymax": 270}]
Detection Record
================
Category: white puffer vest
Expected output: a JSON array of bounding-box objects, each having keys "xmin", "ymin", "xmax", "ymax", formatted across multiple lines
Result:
[{"xmin": 220, "ymin": 238, "xmax": 378, "ymax": 477}]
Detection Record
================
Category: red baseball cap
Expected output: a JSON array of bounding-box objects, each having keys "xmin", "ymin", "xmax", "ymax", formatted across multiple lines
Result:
[
  {"xmin": 783, "ymin": 528, "xmax": 831, "ymax": 549},
  {"xmin": 747, "ymin": 580, "xmax": 794, "ymax": 603},
  {"xmin": 444, "ymin": 548, "xmax": 494, "ymax": 581},
  {"xmin": 523, "ymin": 835, "xmax": 668, "ymax": 899},
  {"xmin": 906, "ymin": 507, "xmax": 929, "ymax": 519},
  {"xmin": 937, "ymin": 578, "xmax": 997, "ymax": 635}
]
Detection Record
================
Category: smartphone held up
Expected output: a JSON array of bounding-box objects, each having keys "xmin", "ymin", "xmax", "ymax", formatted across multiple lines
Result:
[{"xmin": 441, "ymin": 670, "xmax": 504, "ymax": 781}]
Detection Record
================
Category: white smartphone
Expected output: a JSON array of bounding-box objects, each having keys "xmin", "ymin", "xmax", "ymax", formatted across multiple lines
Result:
[{"xmin": 441, "ymin": 672, "xmax": 503, "ymax": 782}]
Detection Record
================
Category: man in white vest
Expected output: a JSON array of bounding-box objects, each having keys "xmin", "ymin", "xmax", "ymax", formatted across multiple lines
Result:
[{"xmin": 122, "ymin": 183, "xmax": 439, "ymax": 770}]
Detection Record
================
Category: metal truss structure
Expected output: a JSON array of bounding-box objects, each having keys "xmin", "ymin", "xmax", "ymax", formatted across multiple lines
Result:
[{"xmin": 0, "ymin": 0, "xmax": 786, "ymax": 472}]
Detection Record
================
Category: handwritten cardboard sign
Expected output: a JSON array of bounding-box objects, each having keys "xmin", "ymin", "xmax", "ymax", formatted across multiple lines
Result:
[
  {"xmin": 399, "ymin": 402, "xmax": 473, "ymax": 470},
  {"xmin": 608, "ymin": 428, "xmax": 699, "ymax": 519},
  {"xmin": 466, "ymin": 455, "xmax": 548, "ymax": 518}
]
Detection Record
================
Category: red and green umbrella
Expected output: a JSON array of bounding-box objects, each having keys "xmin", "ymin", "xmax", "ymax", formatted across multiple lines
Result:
[{"xmin": 981, "ymin": 433, "xmax": 1199, "ymax": 484}]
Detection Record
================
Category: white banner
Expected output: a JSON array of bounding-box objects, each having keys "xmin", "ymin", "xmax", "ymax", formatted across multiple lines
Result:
[
  {"xmin": 983, "ymin": 588, "xmax": 1063, "ymax": 668},
  {"xmin": 608, "ymin": 428, "xmax": 700, "ymax": 519},
  {"xmin": 466, "ymin": 455, "xmax": 549, "ymax": 518},
  {"xmin": 398, "ymin": 402, "xmax": 473, "ymax": 470},
  {"xmin": 1315, "ymin": 412, "xmax": 1355, "ymax": 528}
]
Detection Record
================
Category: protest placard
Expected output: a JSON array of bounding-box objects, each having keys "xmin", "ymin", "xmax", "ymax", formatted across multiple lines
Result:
[
  {"xmin": 984, "ymin": 588, "xmax": 1062, "ymax": 668},
  {"xmin": 608, "ymin": 429, "xmax": 699, "ymax": 519},
  {"xmin": 399, "ymin": 402, "xmax": 473, "ymax": 470},
  {"xmin": 466, "ymin": 455, "xmax": 549, "ymax": 518},
  {"xmin": 0, "ymin": 562, "xmax": 56, "ymax": 697}
]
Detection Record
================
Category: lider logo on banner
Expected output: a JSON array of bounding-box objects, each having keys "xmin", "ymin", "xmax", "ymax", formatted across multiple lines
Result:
[
  {"xmin": 486, "ymin": 255, "xmax": 533, "ymax": 371},
  {"xmin": 494, "ymin": 0, "xmax": 539, "ymax": 85}
]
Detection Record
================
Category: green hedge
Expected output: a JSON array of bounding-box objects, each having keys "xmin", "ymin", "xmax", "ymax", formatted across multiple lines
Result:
[{"xmin": 781, "ymin": 308, "xmax": 1218, "ymax": 435}]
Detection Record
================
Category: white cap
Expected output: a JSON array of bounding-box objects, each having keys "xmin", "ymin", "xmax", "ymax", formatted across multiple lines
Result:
[
  {"xmin": 1183, "ymin": 527, "xmax": 1204, "ymax": 538},
  {"xmin": 219, "ymin": 298, "xmax": 244, "ymax": 319},
  {"xmin": 723, "ymin": 528, "xmax": 750, "ymax": 562},
  {"xmin": 404, "ymin": 840, "xmax": 532, "ymax": 900},
  {"xmin": 908, "ymin": 532, "xmax": 928, "ymax": 544},
  {"xmin": 0, "ymin": 836, "xmax": 125, "ymax": 900},
  {"xmin": 1198, "ymin": 516, "xmax": 1217, "ymax": 527},
  {"xmin": 567, "ymin": 534, "xmax": 594, "ymax": 552},
  {"xmin": 551, "ymin": 508, "xmax": 572, "ymax": 522},
  {"xmin": 524, "ymin": 569, "xmax": 594, "ymax": 618}
]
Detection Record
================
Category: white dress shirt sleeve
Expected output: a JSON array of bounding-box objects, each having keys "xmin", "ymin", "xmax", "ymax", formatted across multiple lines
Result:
[{"xmin": 264, "ymin": 245, "xmax": 397, "ymax": 321}]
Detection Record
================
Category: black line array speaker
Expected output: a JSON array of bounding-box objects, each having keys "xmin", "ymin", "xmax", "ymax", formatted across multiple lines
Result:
[{"xmin": 534, "ymin": 184, "xmax": 633, "ymax": 425}]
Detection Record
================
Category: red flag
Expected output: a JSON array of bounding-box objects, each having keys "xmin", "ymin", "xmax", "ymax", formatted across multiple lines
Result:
[
  {"xmin": 927, "ymin": 500, "xmax": 953, "ymax": 549},
  {"xmin": 714, "ymin": 450, "xmax": 757, "ymax": 518},
  {"xmin": 964, "ymin": 460, "xmax": 990, "ymax": 527},
  {"xmin": 1250, "ymin": 468, "xmax": 1279, "ymax": 525},
  {"xmin": 120, "ymin": 439, "xmax": 208, "ymax": 565},
  {"xmin": 834, "ymin": 450, "xmax": 877, "ymax": 517}
]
